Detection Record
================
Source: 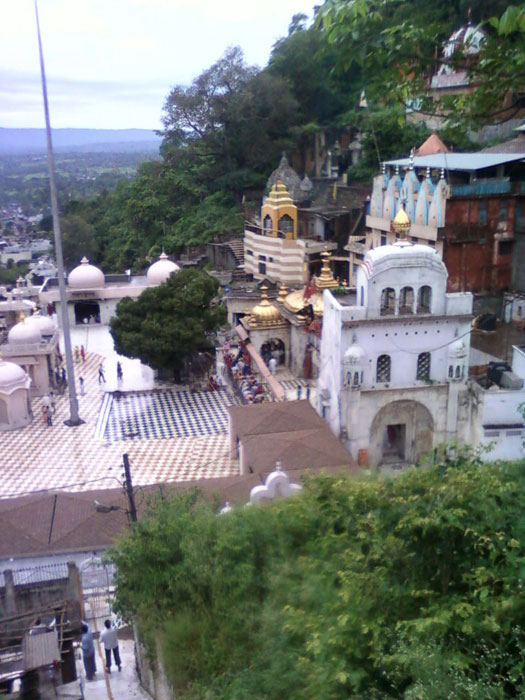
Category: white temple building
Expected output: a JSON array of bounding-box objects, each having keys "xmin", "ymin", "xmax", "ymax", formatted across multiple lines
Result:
[
  {"xmin": 317, "ymin": 236, "xmax": 473, "ymax": 467},
  {"xmin": 39, "ymin": 253, "xmax": 180, "ymax": 328},
  {"xmin": 0, "ymin": 359, "xmax": 32, "ymax": 431}
]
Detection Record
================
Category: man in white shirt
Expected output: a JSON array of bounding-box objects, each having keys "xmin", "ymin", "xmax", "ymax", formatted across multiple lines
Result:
[{"xmin": 100, "ymin": 619, "xmax": 121, "ymax": 673}]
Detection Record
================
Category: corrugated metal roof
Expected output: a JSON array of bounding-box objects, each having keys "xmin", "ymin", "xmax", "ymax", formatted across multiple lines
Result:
[
  {"xmin": 384, "ymin": 153, "xmax": 525, "ymax": 171},
  {"xmin": 23, "ymin": 632, "xmax": 60, "ymax": 670}
]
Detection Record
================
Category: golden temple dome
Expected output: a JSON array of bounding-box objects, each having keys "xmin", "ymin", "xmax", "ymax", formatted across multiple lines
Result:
[
  {"xmin": 283, "ymin": 249, "xmax": 338, "ymax": 318},
  {"xmin": 284, "ymin": 288, "xmax": 324, "ymax": 317},
  {"xmin": 247, "ymin": 285, "xmax": 285, "ymax": 328},
  {"xmin": 392, "ymin": 206, "xmax": 411, "ymax": 236}
]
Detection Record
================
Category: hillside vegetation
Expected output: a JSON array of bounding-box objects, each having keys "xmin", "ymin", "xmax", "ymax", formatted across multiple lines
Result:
[
  {"xmin": 111, "ymin": 453, "xmax": 525, "ymax": 698},
  {"xmin": 54, "ymin": 1, "xmax": 525, "ymax": 274}
]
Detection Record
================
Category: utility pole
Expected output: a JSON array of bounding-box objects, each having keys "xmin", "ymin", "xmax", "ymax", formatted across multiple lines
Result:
[
  {"xmin": 122, "ymin": 453, "xmax": 138, "ymax": 523},
  {"xmin": 34, "ymin": 0, "xmax": 82, "ymax": 426}
]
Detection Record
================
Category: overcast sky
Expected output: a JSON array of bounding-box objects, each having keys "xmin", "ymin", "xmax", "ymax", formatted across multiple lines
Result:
[{"xmin": 1, "ymin": 0, "xmax": 316, "ymax": 131}]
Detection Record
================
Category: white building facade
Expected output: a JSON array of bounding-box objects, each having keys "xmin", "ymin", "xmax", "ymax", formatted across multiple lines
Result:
[{"xmin": 317, "ymin": 241, "xmax": 473, "ymax": 467}]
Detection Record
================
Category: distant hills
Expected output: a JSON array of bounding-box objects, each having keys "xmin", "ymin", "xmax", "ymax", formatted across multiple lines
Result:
[{"xmin": 0, "ymin": 128, "xmax": 162, "ymax": 155}]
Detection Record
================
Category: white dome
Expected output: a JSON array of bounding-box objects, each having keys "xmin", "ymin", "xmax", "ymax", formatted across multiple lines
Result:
[
  {"xmin": 27, "ymin": 313, "xmax": 56, "ymax": 336},
  {"xmin": 344, "ymin": 344, "xmax": 365, "ymax": 365},
  {"xmin": 8, "ymin": 318, "xmax": 42, "ymax": 346},
  {"xmin": 68, "ymin": 257, "xmax": 105, "ymax": 289},
  {"xmin": 0, "ymin": 360, "xmax": 29, "ymax": 394},
  {"xmin": 448, "ymin": 338, "xmax": 466, "ymax": 358},
  {"xmin": 147, "ymin": 252, "xmax": 180, "ymax": 285}
]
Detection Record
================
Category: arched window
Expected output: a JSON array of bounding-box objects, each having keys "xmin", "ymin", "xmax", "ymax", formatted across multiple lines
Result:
[
  {"xmin": 278, "ymin": 214, "xmax": 294, "ymax": 235},
  {"xmin": 399, "ymin": 286, "xmax": 414, "ymax": 314},
  {"xmin": 353, "ymin": 371, "xmax": 360, "ymax": 386},
  {"xmin": 263, "ymin": 215, "xmax": 272, "ymax": 233},
  {"xmin": 360, "ymin": 286, "xmax": 364, "ymax": 306},
  {"xmin": 380, "ymin": 288, "xmax": 396, "ymax": 316},
  {"xmin": 416, "ymin": 352, "xmax": 431, "ymax": 380},
  {"xmin": 418, "ymin": 285, "xmax": 432, "ymax": 313},
  {"xmin": 455, "ymin": 365, "xmax": 461, "ymax": 378},
  {"xmin": 376, "ymin": 354, "xmax": 391, "ymax": 383},
  {"xmin": 448, "ymin": 365, "xmax": 454, "ymax": 378}
]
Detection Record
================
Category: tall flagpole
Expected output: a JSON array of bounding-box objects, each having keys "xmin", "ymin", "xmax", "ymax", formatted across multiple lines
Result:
[{"xmin": 34, "ymin": 0, "xmax": 82, "ymax": 426}]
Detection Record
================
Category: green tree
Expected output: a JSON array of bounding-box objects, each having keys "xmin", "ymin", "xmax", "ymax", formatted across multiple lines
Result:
[
  {"xmin": 59, "ymin": 214, "xmax": 96, "ymax": 270},
  {"xmin": 110, "ymin": 452, "xmax": 525, "ymax": 698},
  {"xmin": 317, "ymin": 0, "xmax": 522, "ymax": 128},
  {"xmin": 109, "ymin": 268, "xmax": 225, "ymax": 377}
]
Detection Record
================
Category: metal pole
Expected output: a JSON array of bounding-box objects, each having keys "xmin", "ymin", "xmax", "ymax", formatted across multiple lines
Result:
[
  {"xmin": 122, "ymin": 454, "xmax": 138, "ymax": 523},
  {"xmin": 34, "ymin": 0, "xmax": 82, "ymax": 426}
]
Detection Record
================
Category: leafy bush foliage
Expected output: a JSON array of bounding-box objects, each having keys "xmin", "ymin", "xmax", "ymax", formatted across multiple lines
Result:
[{"xmin": 111, "ymin": 455, "xmax": 525, "ymax": 698}]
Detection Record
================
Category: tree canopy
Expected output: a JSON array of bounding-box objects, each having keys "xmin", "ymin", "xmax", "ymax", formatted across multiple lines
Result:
[
  {"xmin": 317, "ymin": 0, "xmax": 524, "ymax": 128},
  {"xmin": 109, "ymin": 268, "xmax": 225, "ymax": 375},
  {"xmin": 111, "ymin": 452, "xmax": 525, "ymax": 698}
]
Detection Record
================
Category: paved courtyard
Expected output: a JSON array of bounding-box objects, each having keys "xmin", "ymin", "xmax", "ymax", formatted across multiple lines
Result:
[{"xmin": 0, "ymin": 325, "xmax": 239, "ymax": 499}]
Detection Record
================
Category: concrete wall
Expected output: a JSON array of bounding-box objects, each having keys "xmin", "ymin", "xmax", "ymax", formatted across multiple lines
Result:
[{"xmin": 135, "ymin": 629, "xmax": 176, "ymax": 700}]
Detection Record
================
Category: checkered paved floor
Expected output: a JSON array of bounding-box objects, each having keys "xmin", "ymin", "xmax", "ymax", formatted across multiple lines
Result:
[
  {"xmin": 101, "ymin": 389, "xmax": 232, "ymax": 442},
  {"xmin": 0, "ymin": 351, "xmax": 239, "ymax": 499}
]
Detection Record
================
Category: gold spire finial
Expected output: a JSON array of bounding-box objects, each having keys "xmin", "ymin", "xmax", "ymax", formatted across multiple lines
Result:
[
  {"xmin": 315, "ymin": 249, "xmax": 338, "ymax": 290},
  {"xmin": 392, "ymin": 206, "xmax": 411, "ymax": 237}
]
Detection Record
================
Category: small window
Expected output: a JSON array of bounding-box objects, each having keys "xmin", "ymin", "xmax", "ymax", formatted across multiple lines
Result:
[
  {"xmin": 499, "ymin": 200, "xmax": 507, "ymax": 222},
  {"xmin": 399, "ymin": 286, "xmax": 414, "ymax": 314},
  {"xmin": 484, "ymin": 430, "xmax": 499, "ymax": 438},
  {"xmin": 380, "ymin": 287, "xmax": 396, "ymax": 316},
  {"xmin": 246, "ymin": 249, "xmax": 253, "ymax": 256},
  {"xmin": 263, "ymin": 215, "xmax": 272, "ymax": 232},
  {"xmin": 418, "ymin": 285, "xmax": 432, "ymax": 313},
  {"xmin": 269, "ymin": 257, "xmax": 274, "ymax": 263},
  {"xmin": 376, "ymin": 354, "xmax": 391, "ymax": 383},
  {"xmin": 411, "ymin": 236, "xmax": 418, "ymax": 243},
  {"xmin": 448, "ymin": 365, "xmax": 453, "ymax": 378},
  {"xmin": 353, "ymin": 371, "xmax": 359, "ymax": 386},
  {"xmin": 279, "ymin": 214, "xmax": 294, "ymax": 235},
  {"xmin": 499, "ymin": 240, "xmax": 512, "ymax": 256},
  {"xmin": 380, "ymin": 234, "xmax": 387, "ymax": 246},
  {"xmin": 507, "ymin": 430, "xmax": 522, "ymax": 437},
  {"xmin": 478, "ymin": 200, "xmax": 488, "ymax": 225},
  {"xmin": 258, "ymin": 262, "xmax": 266, "ymax": 275},
  {"xmin": 259, "ymin": 255, "xmax": 266, "ymax": 261},
  {"xmin": 416, "ymin": 352, "xmax": 431, "ymax": 380},
  {"xmin": 455, "ymin": 365, "xmax": 461, "ymax": 378},
  {"xmin": 518, "ymin": 306, "xmax": 523, "ymax": 318}
]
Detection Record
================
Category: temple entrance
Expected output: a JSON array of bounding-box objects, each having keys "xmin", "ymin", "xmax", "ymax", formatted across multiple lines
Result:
[
  {"xmin": 383, "ymin": 424, "xmax": 406, "ymax": 462},
  {"xmin": 74, "ymin": 301, "xmax": 100, "ymax": 325},
  {"xmin": 260, "ymin": 338, "xmax": 285, "ymax": 365},
  {"xmin": 369, "ymin": 400, "xmax": 433, "ymax": 467}
]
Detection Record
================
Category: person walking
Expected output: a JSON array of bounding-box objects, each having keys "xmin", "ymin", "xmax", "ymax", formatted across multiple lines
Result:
[
  {"xmin": 269, "ymin": 356, "xmax": 277, "ymax": 376},
  {"xmin": 100, "ymin": 619, "xmax": 121, "ymax": 673},
  {"xmin": 61, "ymin": 367, "xmax": 67, "ymax": 385},
  {"xmin": 116, "ymin": 361, "xmax": 123, "ymax": 381},
  {"xmin": 80, "ymin": 345, "xmax": 86, "ymax": 362},
  {"xmin": 79, "ymin": 376, "xmax": 85, "ymax": 395},
  {"xmin": 98, "ymin": 364, "xmax": 106, "ymax": 384},
  {"xmin": 49, "ymin": 390, "xmax": 56, "ymax": 414},
  {"xmin": 47, "ymin": 411, "xmax": 53, "ymax": 427},
  {"xmin": 41, "ymin": 404, "xmax": 48, "ymax": 425},
  {"xmin": 81, "ymin": 622, "xmax": 97, "ymax": 681}
]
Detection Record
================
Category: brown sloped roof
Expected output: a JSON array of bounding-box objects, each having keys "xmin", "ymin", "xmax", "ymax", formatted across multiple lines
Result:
[
  {"xmin": 480, "ymin": 137, "xmax": 525, "ymax": 154},
  {"xmin": 228, "ymin": 400, "xmax": 325, "ymax": 439},
  {"xmin": 241, "ymin": 427, "xmax": 355, "ymax": 474},
  {"xmin": 414, "ymin": 133, "xmax": 450, "ymax": 156}
]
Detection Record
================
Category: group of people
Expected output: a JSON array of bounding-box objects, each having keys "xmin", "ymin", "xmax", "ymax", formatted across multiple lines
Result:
[
  {"xmin": 41, "ymin": 391, "xmax": 57, "ymax": 427},
  {"xmin": 74, "ymin": 345, "xmax": 86, "ymax": 363},
  {"xmin": 81, "ymin": 618, "xmax": 122, "ymax": 681},
  {"xmin": 223, "ymin": 339, "xmax": 267, "ymax": 404}
]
